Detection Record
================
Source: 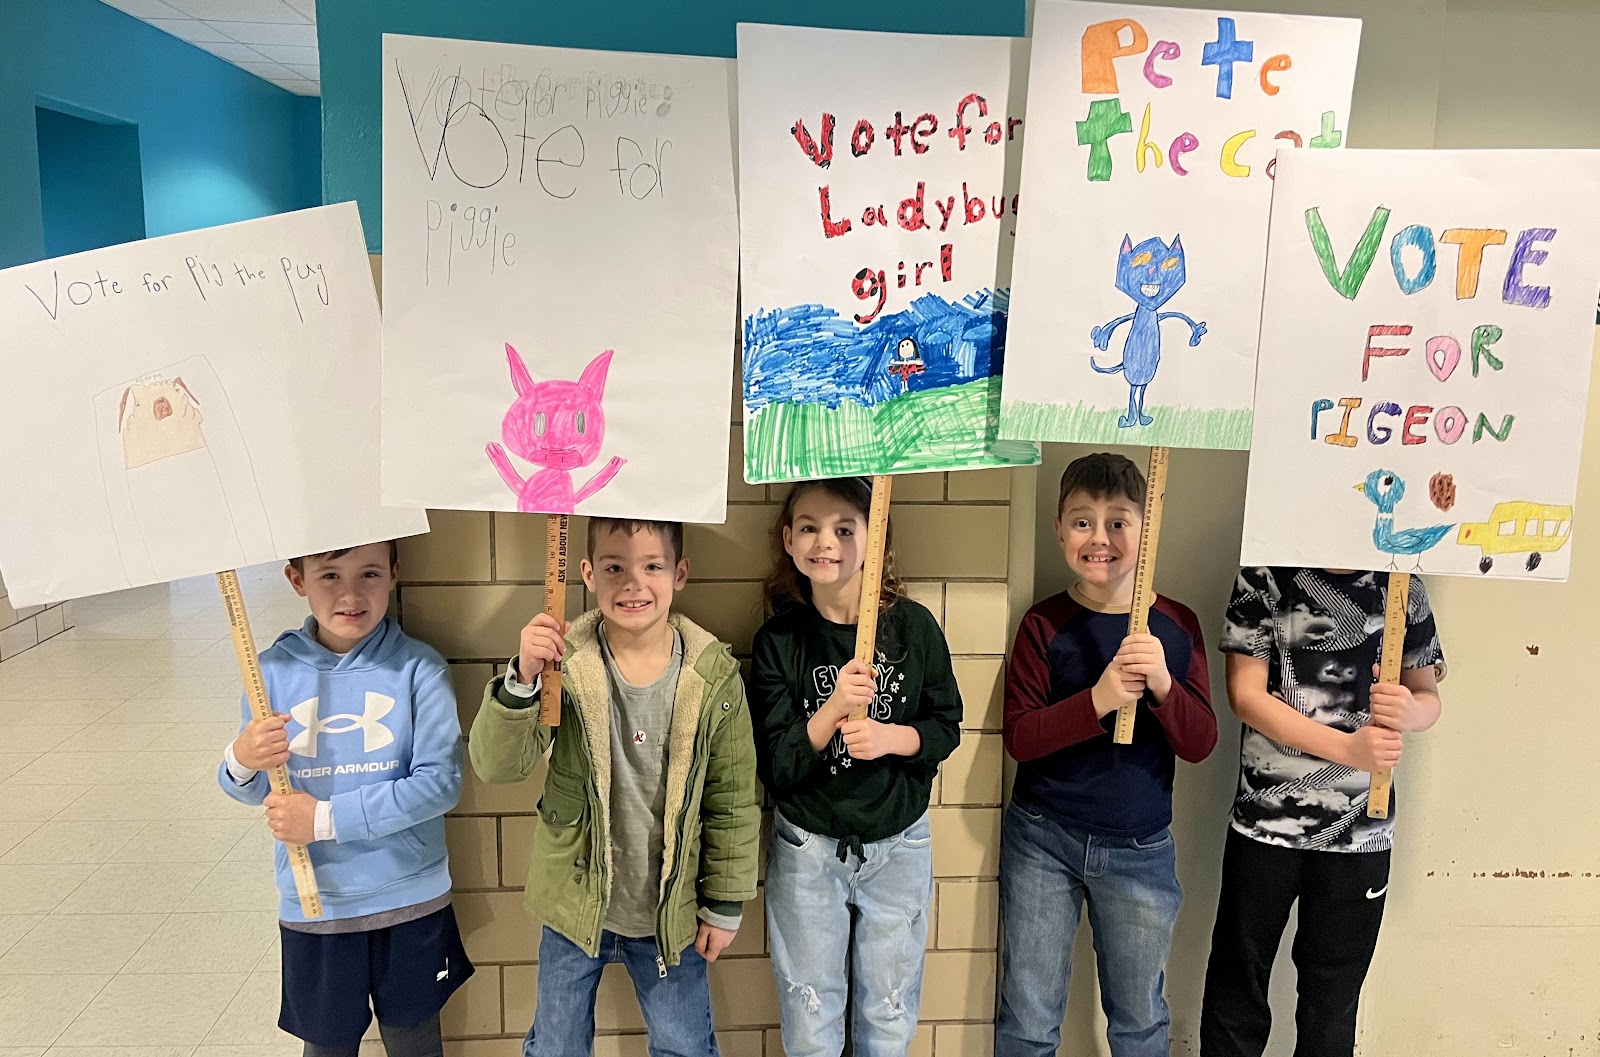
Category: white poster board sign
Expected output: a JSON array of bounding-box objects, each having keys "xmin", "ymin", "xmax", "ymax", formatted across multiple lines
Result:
[
  {"xmin": 1243, "ymin": 149, "xmax": 1600, "ymax": 580},
  {"xmin": 736, "ymin": 24, "xmax": 1038, "ymax": 483},
  {"xmin": 1001, "ymin": 1, "xmax": 1360, "ymax": 448},
  {"xmin": 0, "ymin": 203, "xmax": 428, "ymax": 607},
  {"xmin": 381, "ymin": 33, "xmax": 738, "ymax": 522}
]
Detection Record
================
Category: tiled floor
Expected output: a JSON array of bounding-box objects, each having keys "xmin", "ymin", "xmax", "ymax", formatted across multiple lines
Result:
[{"xmin": 0, "ymin": 565, "xmax": 362, "ymax": 1057}]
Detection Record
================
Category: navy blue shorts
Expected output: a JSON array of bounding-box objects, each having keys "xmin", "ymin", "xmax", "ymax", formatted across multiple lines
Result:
[{"xmin": 278, "ymin": 904, "xmax": 474, "ymax": 1047}]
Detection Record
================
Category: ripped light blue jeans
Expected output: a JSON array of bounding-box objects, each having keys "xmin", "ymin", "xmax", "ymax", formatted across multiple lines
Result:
[{"xmin": 765, "ymin": 810, "xmax": 933, "ymax": 1057}]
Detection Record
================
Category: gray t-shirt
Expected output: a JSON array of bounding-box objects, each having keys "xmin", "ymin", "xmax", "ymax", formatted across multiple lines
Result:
[{"xmin": 600, "ymin": 628, "xmax": 682, "ymax": 938}]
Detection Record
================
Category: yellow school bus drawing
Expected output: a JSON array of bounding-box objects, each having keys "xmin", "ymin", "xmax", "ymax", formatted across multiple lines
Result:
[{"xmin": 1457, "ymin": 501, "xmax": 1573, "ymax": 573}]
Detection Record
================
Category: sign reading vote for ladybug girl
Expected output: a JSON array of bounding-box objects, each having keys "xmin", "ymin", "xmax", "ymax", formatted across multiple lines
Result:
[
  {"xmin": 1242, "ymin": 149, "xmax": 1600, "ymax": 582},
  {"xmin": 1001, "ymin": 2, "xmax": 1360, "ymax": 450},
  {"xmin": 736, "ymin": 24, "xmax": 1038, "ymax": 484}
]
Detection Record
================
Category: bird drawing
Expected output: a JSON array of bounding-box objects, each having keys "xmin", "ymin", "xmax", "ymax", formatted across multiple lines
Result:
[{"xmin": 1355, "ymin": 469, "xmax": 1455, "ymax": 570}]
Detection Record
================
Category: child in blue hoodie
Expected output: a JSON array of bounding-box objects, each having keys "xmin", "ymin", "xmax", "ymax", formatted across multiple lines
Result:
[{"xmin": 218, "ymin": 540, "xmax": 471, "ymax": 1057}]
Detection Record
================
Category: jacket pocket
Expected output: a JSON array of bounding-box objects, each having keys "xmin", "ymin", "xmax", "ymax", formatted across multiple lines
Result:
[{"xmin": 529, "ymin": 779, "xmax": 596, "ymax": 924}]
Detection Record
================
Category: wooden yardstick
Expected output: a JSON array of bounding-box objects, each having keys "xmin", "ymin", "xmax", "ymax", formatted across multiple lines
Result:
[
  {"xmin": 850, "ymin": 476, "xmax": 895, "ymax": 721},
  {"xmin": 1115, "ymin": 447, "xmax": 1170, "ymax": 745},
  {"xmin": 217, "ymin": 570, "xmax": 323, "ymax": 918},
  {"xmin": 541, "ymin": 513, "xmax": 570, "ymax": 727},
  {"xmin": 1366, "ymin": 570, "xmax": 1411, "ymax": 819}
]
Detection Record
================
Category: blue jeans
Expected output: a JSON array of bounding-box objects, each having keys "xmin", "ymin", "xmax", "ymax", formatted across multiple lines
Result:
[
  {"xmin": 995, "ymin": 803, "xmax": 1182, "ymax": 1057},
  {"xmin": 765, "ymin": 810, "xmax": 933, "ymax": 1057},
  {"xmin": 523, "ymin": 927, "xmax": 718, "ymax": 1057}
]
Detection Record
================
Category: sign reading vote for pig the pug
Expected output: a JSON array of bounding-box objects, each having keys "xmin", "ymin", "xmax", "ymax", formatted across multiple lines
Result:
[{"xmin": 0, "ymin": 203, "xmax": 427, "ymax": 607}]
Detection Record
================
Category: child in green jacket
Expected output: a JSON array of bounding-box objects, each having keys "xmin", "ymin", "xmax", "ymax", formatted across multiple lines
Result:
[{"xmin": 470, "ymin": 517, "xmax": 759, "ymax": 1056}]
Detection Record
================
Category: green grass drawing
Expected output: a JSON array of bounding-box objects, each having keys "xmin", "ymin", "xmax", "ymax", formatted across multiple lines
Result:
[
  {"xmin": 999, "ymin": 400, "xmax": 1253, "ymax": 449},
  {"xmin": 746, "ymin": 377, "xmax": 1039, "ymax": 484}
]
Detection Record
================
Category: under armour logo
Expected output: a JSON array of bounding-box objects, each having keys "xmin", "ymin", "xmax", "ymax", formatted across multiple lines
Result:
[{"xmin": 289, "ymin": 693, "xmax": 396, "ymax": 757}]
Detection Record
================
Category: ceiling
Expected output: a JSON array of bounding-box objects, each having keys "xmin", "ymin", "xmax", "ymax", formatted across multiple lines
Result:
[{"xmin": 98, "ymin": 0, "xmax": 320, "ymax": 97}]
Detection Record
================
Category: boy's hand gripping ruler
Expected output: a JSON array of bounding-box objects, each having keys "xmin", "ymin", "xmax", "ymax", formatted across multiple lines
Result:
[
  {"xmin": 217, "ymin": 570, "xmax": 323, "ymax": 918},
  {"xmin": 1115, "ymin": 447, "xmax": 1170, "ymax": 745},
  {"xmin": 851, "ymin": 476, "xmax": 895, "ymax": 721},
  {"xmin": 541, "ymin": 514, "xmax": 569, "ymax": 727},
  {"xmin": 1366, "ymin": 571, "xmax": 1411, "ymax": 819}
]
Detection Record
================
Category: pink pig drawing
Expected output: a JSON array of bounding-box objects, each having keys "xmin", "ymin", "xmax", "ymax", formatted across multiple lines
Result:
[{"xmin": 485, "ymin": 343, "xmax": 625, "ymax": 514}]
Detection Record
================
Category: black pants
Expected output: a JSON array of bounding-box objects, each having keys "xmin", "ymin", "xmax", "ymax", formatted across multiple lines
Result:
[{"xmin": 1200, "ymin": 828, "xmax": 1390, "ymax": 1057}]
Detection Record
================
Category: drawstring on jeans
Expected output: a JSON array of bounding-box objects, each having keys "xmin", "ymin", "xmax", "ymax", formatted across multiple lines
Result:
[{"xmin": 835, "ymin": 834, "xmax": 865, "ymax": 863}]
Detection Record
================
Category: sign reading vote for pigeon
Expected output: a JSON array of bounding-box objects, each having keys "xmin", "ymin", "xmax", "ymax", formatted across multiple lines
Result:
[
  {"xmin": 1242, "ymin": 150, "xmax": 1600, "ymax": 581},
  {"xmin": 0, "ymin": 204, "xmax": 428, "ymax": 607}
]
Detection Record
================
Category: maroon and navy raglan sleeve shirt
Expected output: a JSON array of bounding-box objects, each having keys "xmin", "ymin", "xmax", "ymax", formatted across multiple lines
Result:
[{"xmin": 1003, "ymin": 590, "xmax": 1217, "ymax": 839}]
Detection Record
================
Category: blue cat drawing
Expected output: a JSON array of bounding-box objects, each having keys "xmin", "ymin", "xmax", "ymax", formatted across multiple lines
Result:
[{"xmin": 1090, "ymin": 234, "xmax": 1207, "ymax": 428}]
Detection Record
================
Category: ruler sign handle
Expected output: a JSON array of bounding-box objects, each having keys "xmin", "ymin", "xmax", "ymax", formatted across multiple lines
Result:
[
  {"xmin": 1366, "ymin": 571, "xmax": 1411, "ymax": 819},
  {"xmin": 541, "ymin": 514, "xmax": 569, "ymax": 727},
  {"xmin": 851, "ymin": 476, "xmax": 895, "ymax": 720},
  {"xmin": 1115, "ymin": 448, "xmax": 1169, "ymax": 745},
  {"xmin": 217, "ymin": 570, "xmax": 323, "ymax": 919}
]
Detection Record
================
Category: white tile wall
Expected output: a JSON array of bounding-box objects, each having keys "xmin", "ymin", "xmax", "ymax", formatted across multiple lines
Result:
[{"xmin": 0, "ymin": 570, "xmax": 74, "ymax": 664}]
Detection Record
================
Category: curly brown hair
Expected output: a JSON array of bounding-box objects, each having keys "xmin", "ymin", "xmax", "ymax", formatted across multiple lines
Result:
[{"xmin": 762, "ymin": 477, "xmax": 903, "ymax": 617}]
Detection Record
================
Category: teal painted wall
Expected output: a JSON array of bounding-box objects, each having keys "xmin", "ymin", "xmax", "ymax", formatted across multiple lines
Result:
[
  {"xmin": 1, "ymin": 0, "xmax": 322, "ymax": 268},
  {"xmin": 35, "ymin": 105, "xmax": 147, "ymax": 257},
  {"xmin": 316, "ymin": 0, "xmax": 1027, "ymax": 252}
]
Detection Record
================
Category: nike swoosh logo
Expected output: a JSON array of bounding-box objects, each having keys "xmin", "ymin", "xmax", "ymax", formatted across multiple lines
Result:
[{"xmin": 1365, "ymin": 885, "xmax": 1388, "ymax": 900}]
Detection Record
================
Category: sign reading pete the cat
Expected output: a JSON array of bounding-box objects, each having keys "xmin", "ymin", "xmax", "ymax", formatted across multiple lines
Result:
[
  {"xmin": 1000, "ymin": 2, "xmax": 1360, "ymax": 449},
  {"xmin": 381, "ymin": 34, "xmax": 738, "ymax": 523}
]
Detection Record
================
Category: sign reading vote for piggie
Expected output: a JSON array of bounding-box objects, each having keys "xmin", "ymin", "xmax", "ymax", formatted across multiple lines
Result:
[
  {"xmin": 1002, "ymin": 1, "xmax": 1360, "ymax": 449},
  {"xmin": 737, "ymin": 24, "xmax": 1038, "ymax": 484},
  {"xmin": 1243, "ymin": 150, "xmax": 1600, "ymax": 581},
  {"xmin": 0, "ymin": 204, "xmax": 428, "ymax": 607},
  {"xmin": 382, "ymin": 34, "xmax": 738, "ymax": 522}
]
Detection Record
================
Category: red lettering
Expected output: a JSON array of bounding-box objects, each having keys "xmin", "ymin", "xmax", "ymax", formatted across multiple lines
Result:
[
  {"xmin": 885, "ymin": 112, "xmax": 912, "ymax": 156},
  {"xmin": 818, "ymin": 185, "xmax": 851, "ymax": 238},
  {"xmin": 941, "ymin": 243, "xmax": 953, "ymax": 282},
  {"xmin": 910, "ymin": 112, "xmax": 938, "ymax": 154},
  {"xmin": 850, "ymin": 119, "xmax": 874, "ymax": 157},
  {"xmin": 852, "ymin": 267, "xmax": 886, "ymax": 324},
  {"xmin": 1363, "ymin": 325, "xmax": 1412, "ymax": 382},
  {"xmin": 898, "ymin": 181, "xmax": 928, "ymax": 232},
  {"xmin": 1402, "ymin": 405, "xmax": 1432, "ymax": 445},
  {"xmin": 963, "ymin": 182, "xmax": 986, "ymax": 223},
  {"xmin": 950, "ymin": 94, "xmax": 986, "ymax": 150},
  {"xmin": 791, "ymin": 114, "xmax": 835, "ymax": 168}
]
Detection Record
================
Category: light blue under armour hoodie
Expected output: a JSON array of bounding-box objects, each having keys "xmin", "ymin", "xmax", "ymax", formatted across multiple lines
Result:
[{"xmin": 217, "ymin": 616, "xmax": 462, "ymax": 923}]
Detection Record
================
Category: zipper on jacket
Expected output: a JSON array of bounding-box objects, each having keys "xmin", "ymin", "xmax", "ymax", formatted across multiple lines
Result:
[
  {"xmin": 564, "ymin": 702, "xmax": 608, "ymax": 956},
  {"xmin": 653, "ymin": 665, "xmax": 728, "ymax": 970}
]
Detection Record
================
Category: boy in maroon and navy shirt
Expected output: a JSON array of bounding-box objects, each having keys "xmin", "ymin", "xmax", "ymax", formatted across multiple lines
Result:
[{"xmin": 995, "ymin": 453, "xmax": 1217, "ymax": 1057}]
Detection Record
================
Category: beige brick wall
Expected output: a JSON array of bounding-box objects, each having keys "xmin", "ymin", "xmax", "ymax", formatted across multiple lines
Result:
[
  {"xmin": 374, "ymin": 253, "xmax": 1012, "ymax": 1054},
  {"xmin": 396, "ymin": 469, "xmax": 1012, "ymax": 1057}
]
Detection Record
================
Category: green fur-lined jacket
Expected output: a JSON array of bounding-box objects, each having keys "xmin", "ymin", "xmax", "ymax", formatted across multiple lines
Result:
[{"xmin": 468, "ymin": 610, "xmax": 759, "ymax": 967}]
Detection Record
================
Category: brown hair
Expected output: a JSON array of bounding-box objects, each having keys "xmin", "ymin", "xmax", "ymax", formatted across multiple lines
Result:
[
  {"xmin": 289, "ymin": 540, "xmax": 399, "ymax": 572},
  {"xmin": 587, "ymin": 518, "xmax": 685, "ymax": 564},
  {"xmin": 1057, "ymin": 453, "xmax": 1146, "ymax": 516},
  {"xmin": 763, "ymin": 477, "xmax": 903, "ymax": 616}
]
